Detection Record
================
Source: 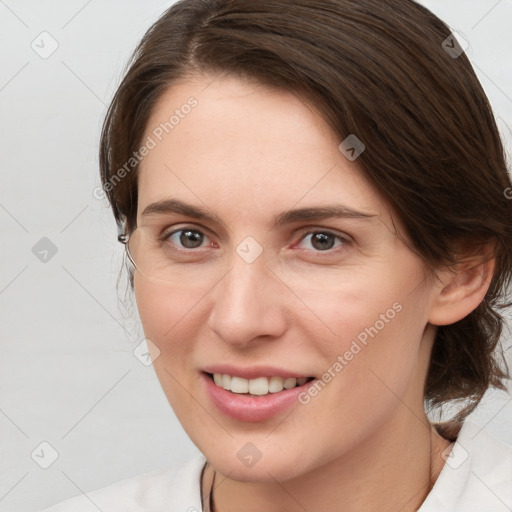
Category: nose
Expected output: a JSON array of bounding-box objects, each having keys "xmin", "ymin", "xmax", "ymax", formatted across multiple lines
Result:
[{"xmin": 207, "ymin": 247, "xmax": 288, "ymax": 347}]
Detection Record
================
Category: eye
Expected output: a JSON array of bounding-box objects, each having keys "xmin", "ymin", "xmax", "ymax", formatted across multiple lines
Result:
[
  {"xmin": 160, "ymin": 226, "xmax": 350, "ymax": 254},
  {"xmin": 163, "ymin": 227, "xmax": 213, "ymax": 250},
  {"xmin": 296, "ymin": 230, "xmax": 350, "ymax": 253}
]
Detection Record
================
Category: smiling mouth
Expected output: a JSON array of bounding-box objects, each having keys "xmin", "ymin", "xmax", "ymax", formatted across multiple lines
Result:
[{"xmin": 206, "ymin": 372, "xmax": 316, "ymax": 396}]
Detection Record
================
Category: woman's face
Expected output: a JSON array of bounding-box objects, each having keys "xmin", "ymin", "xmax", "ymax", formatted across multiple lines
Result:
[{"xmin": 133, "ymin": 73, "xmax": 440, "ymax": 481}]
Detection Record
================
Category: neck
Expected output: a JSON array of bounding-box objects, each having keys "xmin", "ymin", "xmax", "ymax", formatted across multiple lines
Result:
[{"xmin": 203, "ymin": 413, "xmax": 452, "ymax": 512}]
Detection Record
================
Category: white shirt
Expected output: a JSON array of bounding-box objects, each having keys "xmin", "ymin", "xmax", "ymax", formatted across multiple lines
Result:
[{"xmin": 38, "ymin": 420, "xmax": 512, "ymax": 512}]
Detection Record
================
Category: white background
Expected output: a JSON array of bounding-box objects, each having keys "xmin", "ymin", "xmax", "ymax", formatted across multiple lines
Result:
[{"xmin": 1, "ymin": 1, "xmax": 511, "ymax": 511}]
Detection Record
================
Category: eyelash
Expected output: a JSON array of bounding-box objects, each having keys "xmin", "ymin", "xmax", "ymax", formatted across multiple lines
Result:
[{"xmin": 160, "ymin": 226, "xmax": 351, "ymax": 256}]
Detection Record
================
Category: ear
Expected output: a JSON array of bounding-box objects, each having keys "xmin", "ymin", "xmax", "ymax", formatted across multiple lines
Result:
[{"xmin": 427, "ymin": 244, "xmax": 495, "ymax": 326}]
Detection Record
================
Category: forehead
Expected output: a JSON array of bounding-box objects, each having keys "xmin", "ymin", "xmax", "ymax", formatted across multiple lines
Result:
[{"xmin": 137, "ymin": 74, "xmax": 386, "ymax": 224}]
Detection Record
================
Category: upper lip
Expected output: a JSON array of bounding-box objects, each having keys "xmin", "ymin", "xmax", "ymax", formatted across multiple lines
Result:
[{"xmin": 202, "ymin": 364, "xmax": 313, "ymax": 380}]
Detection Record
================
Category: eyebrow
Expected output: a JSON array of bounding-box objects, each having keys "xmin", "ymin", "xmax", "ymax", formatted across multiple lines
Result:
[{"xmin": 141, "ymin": 198, "xmax": 377, "ymax": 229}]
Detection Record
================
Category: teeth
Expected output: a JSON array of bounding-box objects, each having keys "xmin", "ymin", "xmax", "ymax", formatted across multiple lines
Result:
[
  {"xmin": 211, "ymin": 373, "xmax": 311, "ymax": 395},
  {"xmin": 283, "ymin": 377, "xmax": 297, "ymax": 389},
  {"xmin": 268, "ymin": 376, "xmax": 285, "ymax": 393},
  {"xmin": 222, "ymin": 374, "xmax": 231, "ymax": 390},
  {"xmin": 249, "ymin": 377, "xmax": 269, "ymax": 395},
  {"xmin": 231, "ymin": 376, "xmax": 249, "ymax": 393}
]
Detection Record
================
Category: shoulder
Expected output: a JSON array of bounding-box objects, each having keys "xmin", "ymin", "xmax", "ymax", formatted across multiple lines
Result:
[
  {"xmin": 37, "ymin": 454, "xmax": 207, "ymax": 512},
  {"xmin": 420, "ymin": 420, "xmax": 512, "ymax": 511}
]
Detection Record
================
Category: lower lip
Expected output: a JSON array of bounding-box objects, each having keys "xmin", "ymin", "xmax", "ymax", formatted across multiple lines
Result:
[{"xmin": 201, "ymin": 372, "xmax": 317, "ymax": 422}]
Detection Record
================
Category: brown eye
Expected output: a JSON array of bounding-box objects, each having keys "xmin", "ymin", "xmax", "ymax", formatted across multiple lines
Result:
[
  {"xmin": 164, "ymin": 228, "xmax": 209, "ymax": 250},
  {"xmin": 297, "ymin": 230, "xmax": 350, "ymax": 253}
]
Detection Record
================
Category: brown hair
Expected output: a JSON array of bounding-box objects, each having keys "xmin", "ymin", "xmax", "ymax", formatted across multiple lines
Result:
[{"xmin": 99, "ymin": 0, "xmax": 512, "ymax": 438}]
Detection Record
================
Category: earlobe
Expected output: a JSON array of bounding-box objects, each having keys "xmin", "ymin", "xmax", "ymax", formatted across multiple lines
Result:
[{"xmin": 427, "ymin": 253, "xmax": 495, "ymax": 326}]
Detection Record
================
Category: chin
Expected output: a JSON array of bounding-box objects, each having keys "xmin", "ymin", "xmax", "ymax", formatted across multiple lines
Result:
[{"xmin": 207, "ymin": 448, "xmax": 312, "ymax": 483}]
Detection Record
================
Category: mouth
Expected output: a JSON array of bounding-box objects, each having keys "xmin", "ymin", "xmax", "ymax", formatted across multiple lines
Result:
[
  {"xmin": 205, "ymin": 372, "xmax": 316, "ymax": 397},
  {"xmin": 202, "ymin": 370, "xmax": 319, "ymax": 422}
]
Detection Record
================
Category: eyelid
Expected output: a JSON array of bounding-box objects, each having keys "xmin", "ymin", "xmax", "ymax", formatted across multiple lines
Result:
[
  {"xmin": 163, "ymin": 224, "xmax": 352, "ymax": 254},
  {"xmin": 162, "ymin": 225, "xmax": 215, "ymax": 251},
  {"xmin": 161, "ymin": 223, "xmax": 215, "ymax": 240},
  {"xmin": 295, "ymin": 225, "xmax": 353, "ymax": 242},
  {"xmin": 161, "ymin": 222, "xmax": 352, "ymax": 239},
  {"xmin": 293, "ymin": 229, "xmax": 351, "ymax": 254}
]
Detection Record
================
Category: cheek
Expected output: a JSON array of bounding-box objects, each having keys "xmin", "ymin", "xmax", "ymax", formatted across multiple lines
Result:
[
  {"xmin": 296, "ymin": 267, "xmax": 422, "ymax": 356},
  {"xmin": 134, "ymin": 277, "xmax": 205, "ymax": 420},
  {"xmin": 292, "ymin": 303, "xmax": 426, "ymax": 461},
  {"xmin": 307, "ymin": 261, "xmax": 430, "ymax": 396},
  {"xmin": 133, "ymin": 277, "xmax": 202, "ymax": 386},
  {"xmin": 134, "ymin": 276, "xmax": 197, "ymax": 346}
]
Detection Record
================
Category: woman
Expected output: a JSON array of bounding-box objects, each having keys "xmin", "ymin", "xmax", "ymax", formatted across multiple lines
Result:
[{"xmin": 40, "ymin": 0, "xmax": 512, "ymax": 510}]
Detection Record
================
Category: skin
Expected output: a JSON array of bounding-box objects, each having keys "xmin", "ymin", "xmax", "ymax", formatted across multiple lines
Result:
[{"xmin": 132, "ymin": 73, "xmax": 494, "ymax": 512}]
